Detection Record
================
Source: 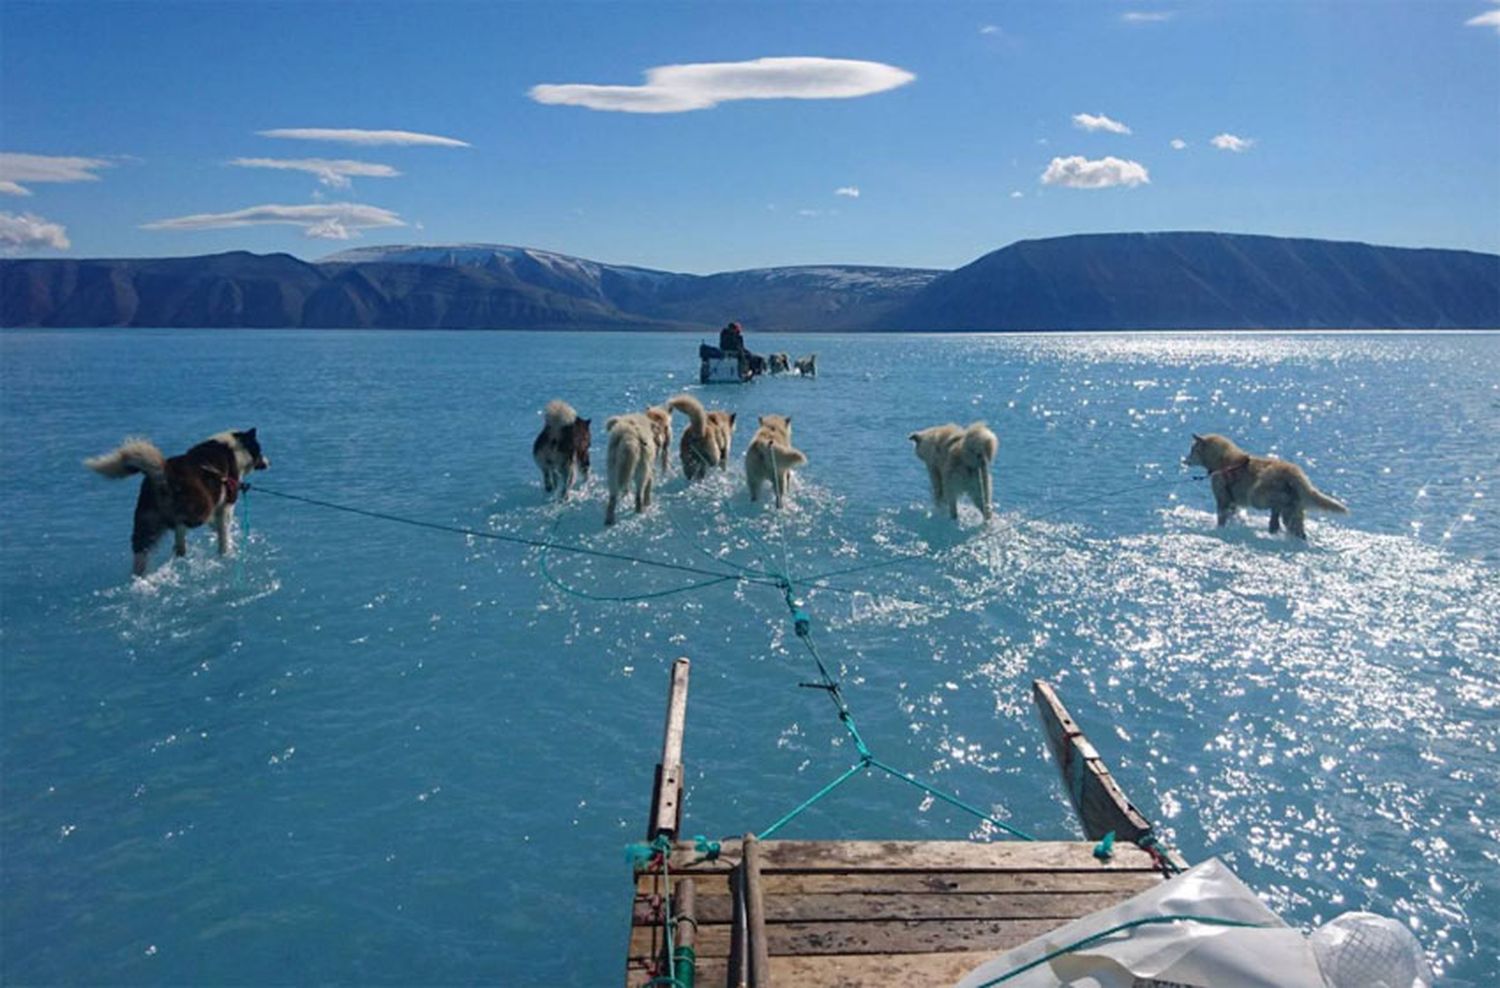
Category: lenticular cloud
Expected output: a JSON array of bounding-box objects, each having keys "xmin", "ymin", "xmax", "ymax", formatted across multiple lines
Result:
[
  {"xmin": 1040, "ymin": 155, "xmax": 1151, "ymax": 189},
  {"xmin": 143, "ymin": 203, "xmax": 405, "ymax": 240},
  {"xmin": 529, "ymin": 56, "xmax": 915, "ymax": 113}
]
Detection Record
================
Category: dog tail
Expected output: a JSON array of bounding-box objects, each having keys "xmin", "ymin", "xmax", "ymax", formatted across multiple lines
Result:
[
  {"xmin": 961, "ymin": 423, "xmax": 998, "ymax": 467},
  {"xmin": 1300, "ymin": 480, "xmax": 1349, "ymax": 514},
  {"xmin": 666, "ymin": 393, "xmax": 709, "ymax": 434},
  {"xmin": 543, "ymin": 399, "xmax": 577, "ymax": 433},
  {"xmin": 768, "ymin": 443, "xmax": 808, "ymax": 469},
  {"xmin": 85, "ymin": 438, "xmax": 166, "ymax": 484}
]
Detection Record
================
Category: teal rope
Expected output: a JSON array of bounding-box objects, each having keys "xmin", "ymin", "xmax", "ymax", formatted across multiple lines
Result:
[
  {"xmin": 867, "ymin": 756, "xmax": 1036, "ymax": 842},
  {"xmin": 756, "ymin": 758, "xmax": 870, "ymax": 840},
  {"xmin": 538, "ymin": 516, "xmax": 747, "ymax": 602},
  {"xmin": 244, "ymin": 483, "xmax": 781, "ymax": 590},
  {"xmin": 969, "ymin": 913, "xmax": 1266, "ymax": 987}
]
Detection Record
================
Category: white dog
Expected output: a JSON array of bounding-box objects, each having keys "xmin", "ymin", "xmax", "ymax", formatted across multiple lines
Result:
[
  {"xmin": 603, "ymin": 412, "xmax": 661, "ymax": 526},
  {"xmin": 909, "ymin": 422, "xmax": 998, "ymax": 520},
  {"xmin": 744, "ymin": 414, "xmax": 808, "ymax": 508}
]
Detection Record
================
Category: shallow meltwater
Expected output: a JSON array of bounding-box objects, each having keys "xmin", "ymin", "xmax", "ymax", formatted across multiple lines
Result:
[{"xmin": 1, "ymin": 330, "xmax": 1496, "ymax": 985}]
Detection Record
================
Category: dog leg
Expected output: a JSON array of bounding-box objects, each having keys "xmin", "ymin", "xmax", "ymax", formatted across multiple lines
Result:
[
  {"xmin": 1268, "ymin": 509, "xmax": 1281, "ymax": 534},
  {"xmin": 605, "ymin": 491, "xmax": 618, "ymax": 526},
  {"xmin": 642, "ymin": 471, "xmax": 654, "ymax": 510},
  {"xmin": 542, "ymin": 467, "xmax": 555, "ymax": 494},
  {"xmin": 132, "ymin": 551, "xmax": 149, "ymax": 578},
  {"xmin": 560, "ymin": 462, "xmax": 574, "ymax": 502},
  {"xmin": 173, "ymin": 524, "xmax": 188, "ymax": 557},
  {"xmin": 1286, "ymin": 507, "xmax": 1307, "ymax": 540},
  {"xmin": 216, "ymin": 506, "xmax": 233, "ymax": 556}
]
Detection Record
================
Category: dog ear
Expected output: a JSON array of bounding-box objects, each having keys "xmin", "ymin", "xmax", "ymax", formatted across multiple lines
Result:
[
  {"xmin": 1191, "ymin": 433, "xmax": 1203, "ymax": 442},
  {"xmin": 758, "ymin": 415, "xmax": 766, "ymax": 426},
  {"xmin": 246, "ymin": 427, "xmax": 258, "ymax": 439},
  {"xmin": 908, "ymin": 432, "xmax": 920, "ymax": 442},
  {"xmin": 578, "ymin": 418, "xmax": 590, "ymax": 427},
  {"xmin": 729, "ymin": 413, "xmax": 737, "ymax": 426},
  {"xmin": 785, "ymin": 415, "xmax": 792, "ymax": 425}
]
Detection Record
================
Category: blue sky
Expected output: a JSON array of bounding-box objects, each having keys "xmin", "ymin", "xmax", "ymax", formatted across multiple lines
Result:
[{"xmin": 2, "ymin": 0, "xmax": 1497, "ymax": 272}]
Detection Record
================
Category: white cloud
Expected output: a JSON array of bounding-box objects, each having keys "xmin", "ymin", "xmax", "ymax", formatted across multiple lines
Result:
[
  {"xmin": 257, "ymin": 128, "xmax": 470, "ymax": 148},
  {"xmin": 0, "ymin": 211, "xmax": 70, "ymax": 252},
  {"xmin": 1122, "ymin": 11, "xmax": 1173, "ymax": 22},
  {"xmin": 979, "ymin": 24, "xmax": 1001, "ymax": 34},
  {"xmin": 1041, "ymin": 155, "xmax": 1150, "ymax": 189},
  {"xmin": 1072, "ymin": 112, "xmax": 1132, "ymax": 135},
  {"xmin": 1010, "ymin": 190, "xmax": 1024, "ymax": 199},
  {"xmin": 529, "ymin": 56, "xmax": 915, "ymax": 113},
  {"xmin": 1210, "ymin": 132, "xmax": 1254, "ymax": 152},
  {"xmin": 834, "ymin": 186, "xmax": 860, "ymax": 198},
  {"xmin": 1465, "ymin": 7, "xmax": 1500, "ymax": 32},
  {"xmin": 0, "ymin": 153, "xmax": 112, "ymax": 196},
  {"xmin": 229, "ymin": 157, "xmax": 401, "ymax": 189},
  {"xmin": 1170, "ymin": 138, "xmax": 1188, "ymax": 150},
  {"xmin": 143, "ymin": 202, "xmax": 406, "ymax": 240},
  {"xmin": 797, "ymin": 208, "xmax": 822, "ymax": 217}
]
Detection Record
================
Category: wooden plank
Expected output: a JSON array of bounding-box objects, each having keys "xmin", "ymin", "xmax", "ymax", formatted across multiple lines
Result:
[
  {"xmin": 629, "ymin": 917, "xmax": 1066, "ymax": 959},
  {"xmin": 652, "ymin": 839, "xmax": 1160, "ymax": 874},
  {"xmin": 635, "ymin": 889, "xmax": 1132, "ymax": 925},
  {"xmin": 639, "ymin": 867, "xmax": 1163, "ymax": 899},
  {"xmin": 647, "ymin": 657, "xmax": 691, "ymax": 840},
  {"xmin": 744, "ymin": 835, "xmax": 771, "ymax": 986},
  {"xmin": 1032, "ymin": 681, "xmax": 1189, "ymax": 871},
  {"xmin": 697, "ymin": 952, "xmax": 1008, "ymax": 988},
  {"xmin": 728, "ymin": 862, "xmax": 748, "ymax": 988}
]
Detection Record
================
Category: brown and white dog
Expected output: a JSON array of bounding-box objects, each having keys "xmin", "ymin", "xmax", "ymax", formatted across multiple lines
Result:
[
  {"xmin": 744, "ymin": 414, "xmax": 808, "ymax": 508},
  {"xmin": 667, "ymin": 394, "xmax": 736, "ymax": 481},
  {"xmin": 532, "ymin": 400, "xmax": 591, "ymax": 500},
  {"xmin": 909, "ymin": 422, "xmax": 997, "ymax": 521},
  {"xmin": 86, "ymin": 429, "xmax": 270, "ymax": 576},
  {"xmin": 603, "ymin": 412, "xmax": 662, "ymax": 526},
  {"xmin": 768, "ymin": 352, "xmax": 791, "ymax": 374},
  {"xmin": 1183, "ymin": 433, "xmax": 1347, "ymax": 539}
]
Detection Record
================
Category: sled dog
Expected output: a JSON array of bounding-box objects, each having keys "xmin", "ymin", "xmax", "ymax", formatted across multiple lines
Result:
[
  {"xmin": 86, "ymin": 429, "xmax": 270, "ymax": 576},
  {"xmin": 532, "ymin": 400, "xmax": 591, "ymax": 500},
  {"xmin": 909, "ymin": 422, "xmax": 997, "ymax": 521},
  {"xmin": 603, "ymin": 413, "xmax": 661, "ymax": 526},
  {"xmin": 1183, "ymin": 433, "xmax": 1347, "ymax": 539},
  {"xmin": 667, "ymin": 394, "xmax": 737, "ymax": 481},
  {"xmin": 744, "ymin": 414, "xmax": 808, "ymax": 509}
]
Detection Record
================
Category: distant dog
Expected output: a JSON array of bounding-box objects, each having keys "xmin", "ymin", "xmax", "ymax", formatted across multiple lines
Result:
[
  {"xmin": 744, "ymin": 414, "xmax": 808, "ymax": 508},
  {"xmin": 645, "ymin": 405, "xmax": 673, "ymax": 476},
  {"xmin": 909, "ymin": 422, "xmax": 997, "ymax": 521},
  {"xmin": 603, "ymin": 413, "xmax": 662, "ymax": 526},
  {"xmin": 532, "ymin": 400, "xmax": 591, "ymax": 500},
  {"xmin": 794, "ymin": 354, "xmax": 817, "ymax": 377},
  {"xmin": 86, "ymin": 429, "xmax": 270, "ymax": 576},
  {"xmin": 667, "ymin": 394, "xmax": 737, "ymax": 481},
  {"xmin": 1183, "ymin": 433, "xmax": 1347, "ymax": 539},
  {"xmin": 768, "ymin": 353, "xmax": 791, "ymax": 374}
]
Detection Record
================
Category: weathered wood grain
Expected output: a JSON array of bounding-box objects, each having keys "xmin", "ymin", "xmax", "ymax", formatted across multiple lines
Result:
[
  {"xmin": 634, "ymin": 889, "xmax": 1131, "ymax": 925},
  {"xmin": 629, "ymin": 917, "xmax": 1065, "ymax": 959}
]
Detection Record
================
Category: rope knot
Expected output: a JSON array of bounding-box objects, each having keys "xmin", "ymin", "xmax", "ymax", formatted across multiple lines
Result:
[{"xmin": 692, "ymin": 834, "xmax": 721, "ymax": 860}]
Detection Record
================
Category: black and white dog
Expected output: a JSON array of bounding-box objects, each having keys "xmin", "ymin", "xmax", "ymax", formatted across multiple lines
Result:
[{"xmin": 86, "ymin": 429, "xmax": 270, "ymax": 576}]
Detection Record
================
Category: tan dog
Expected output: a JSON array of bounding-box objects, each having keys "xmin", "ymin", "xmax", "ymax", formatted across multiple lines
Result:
[
  {"xmin": 1183, "ymin": 433, "xmax": 1347, "ymax": 539},
  {"xmin": 86, "ymin": 429, "xmax": 270, "ymax": 576},
  {"xmin": 909, "ymin": 422, "xmax": 997, "ymax": 521},
  {"xmin": 667, "ymin": 393, "xmax": 736, "ymax": 481},
  {"xmin": 603, "ymin": 412, "xmax": 661, "ymax": 526},
  {"xmin": 744, "ymin": 414, "xmax": 808, "ymax": 508}
]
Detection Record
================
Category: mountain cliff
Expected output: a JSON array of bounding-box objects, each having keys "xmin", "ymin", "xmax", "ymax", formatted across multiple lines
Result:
[{"xmin": 3, "ymin": 234, "xmax": 1495, "ymax": 330}]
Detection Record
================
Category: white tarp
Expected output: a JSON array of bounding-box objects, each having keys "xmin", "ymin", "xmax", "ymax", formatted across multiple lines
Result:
[{"xmin": 953, "ymin": 858, "xmax": 1325, "ymax": 988}]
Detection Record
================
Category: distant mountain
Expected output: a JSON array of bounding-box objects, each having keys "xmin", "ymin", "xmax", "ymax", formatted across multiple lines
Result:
[
  {"xmin": 3, "ymin": 234, "xmax": 1496, "ymax": 330},
  {"xmin": 874, "ymin": 233, "xmax": 1500, "ymax": 330}
]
